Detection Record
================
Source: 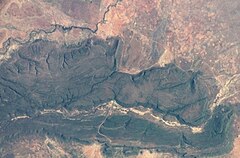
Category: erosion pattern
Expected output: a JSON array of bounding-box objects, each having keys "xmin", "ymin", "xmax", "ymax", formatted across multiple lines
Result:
[{"xmin": 0, "ymin": 38, "xmax": 234, "ymax": 157}]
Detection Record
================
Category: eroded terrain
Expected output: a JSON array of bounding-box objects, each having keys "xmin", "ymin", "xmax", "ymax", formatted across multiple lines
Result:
[
  {"xmin": 0, "ymin": 37, "xmax": 235, "ymax": 157},
  {"xmin": 0, "ymin": 0, "xmax": 240, "ymax": 157}
]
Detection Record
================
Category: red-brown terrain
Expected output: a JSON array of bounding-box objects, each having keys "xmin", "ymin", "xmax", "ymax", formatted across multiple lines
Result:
[{"xmin": 0, "ymin": 0, "xmax": 239, "ymax": 157}]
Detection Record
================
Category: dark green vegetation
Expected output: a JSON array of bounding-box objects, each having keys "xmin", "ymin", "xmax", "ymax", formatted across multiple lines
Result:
[
  {"xmin": 101, "ymin": 105, "xmax": 233, "ymax": 157},
  {"xmin": 0, "ymin": 38, "xmax": 210, "ymax": 126},
  {"xmin": 0, "ymin": 38, "xmax": 234, "ymax": 157}
]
